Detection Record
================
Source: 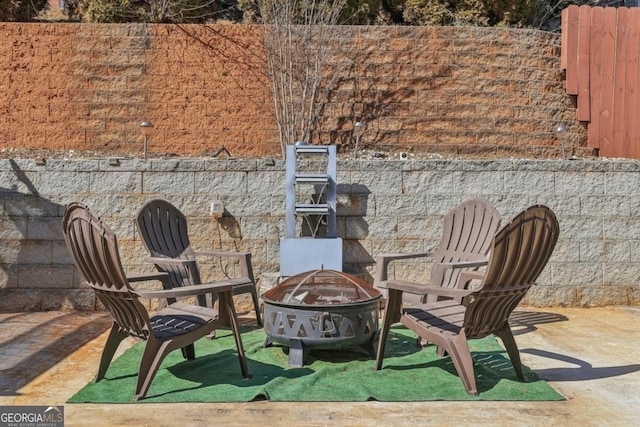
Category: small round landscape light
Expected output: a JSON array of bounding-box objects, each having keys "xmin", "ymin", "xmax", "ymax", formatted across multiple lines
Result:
[
  {"xmin": 555, "ymin": 124, "xmax": 568, "ymax": 160},
  {"xmin": 353, "ymin": 121, "xmax": 366, "ymax": 158},
  {"xmin": 140, "ymin": 121, "xmax": 153, "ymax": 160},
  {"xmin": 354, "ymin": 121, "xmax": 366, "ymax": 138}
]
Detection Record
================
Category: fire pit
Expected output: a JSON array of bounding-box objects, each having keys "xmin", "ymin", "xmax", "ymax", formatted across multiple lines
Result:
[{"xmin": 262, "ymin": 269, "xmax": 382, "ymax": 367}]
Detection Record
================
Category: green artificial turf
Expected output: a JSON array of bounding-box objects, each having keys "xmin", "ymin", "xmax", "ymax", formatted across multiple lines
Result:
[{"xmin": 68, "ymin": 325, "xmax": 564, "ymax": 403}]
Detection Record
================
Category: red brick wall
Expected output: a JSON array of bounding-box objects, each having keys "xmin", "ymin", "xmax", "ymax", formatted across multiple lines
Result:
[{"xmin": 0, "ymin": 23, "xmax": 586, "ymax": 159}]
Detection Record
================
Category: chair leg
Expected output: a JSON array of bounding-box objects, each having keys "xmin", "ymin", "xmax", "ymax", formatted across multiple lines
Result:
[
  {"xmin": 230, "ymin": 284, "xmax": 262, "ymax": 327},
  {"xmin": 196, "ymin": 293, "xmax": 209, "ymax": 308},
  {"xmin": 374, "ymin": 288, "xmax": 402, "ymax": 370},
  {"xmin": 181, "ymin": 344, "xmax": 195, "ymax": 360},
  {"xmin": 446, "ymin": 332, "xmax": 478, "ymax": 396},
  {"xmin": 436, "ymin": 346, "xmax": 448, "ymax": 357},
  {"xmin": 134, "ymin": 338, "xmax": 172, "ymax": 401},
  {"xmin": 216, "ymin": 293, "xmax": 230, "ymax": 327},
  {"xmin": 374, "ymin": 317, "xmax": 391, "ymax": 370},
  {"xmin": 250, "ymin": 287, "xmax": 262, "ymax": 327},
  {"xmin": 96, "ymin": 324, "xmax": 129, "ymax": 382},
  {"xmin": 208, "ymin": 292, "xmax": 219, "ymax": 309},
  {"xmin": 219, "ymin": 290, "xmax": 251, "ymax": 379},
  {"xmin": 495, "ymin": 325, "xmax": 525, "ymax": 381}
]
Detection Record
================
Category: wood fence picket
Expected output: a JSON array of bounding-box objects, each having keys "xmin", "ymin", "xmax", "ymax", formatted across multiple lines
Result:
[{"xmin": 563, "ymin": 5, "xmax": 640, "ymax": 158}]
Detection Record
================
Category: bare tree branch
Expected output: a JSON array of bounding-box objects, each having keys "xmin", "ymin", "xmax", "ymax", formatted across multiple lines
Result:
[{"xmin": 259, "ymin": 0, "xmax": 348, "ymax": 157}]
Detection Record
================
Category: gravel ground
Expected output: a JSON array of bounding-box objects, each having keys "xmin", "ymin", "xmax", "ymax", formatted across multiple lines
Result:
[{"xmin": 1, "ymin": 146, "xmax": 593, "ymax": 161}]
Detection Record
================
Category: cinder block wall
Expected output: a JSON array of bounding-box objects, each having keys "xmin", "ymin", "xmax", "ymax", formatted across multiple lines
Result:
[
  {"xmin": 0, "ymin": 23, "xmax": 587, "ymax": 158},
  {"xmin": 1, "ymin": 158, "xmax": 638, "ymax": 311}
]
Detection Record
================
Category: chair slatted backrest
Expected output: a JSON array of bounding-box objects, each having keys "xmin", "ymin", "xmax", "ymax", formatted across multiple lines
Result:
[
  {"xmin": 136, "ymin": 199, "xmax": 201, "ymax": 287},
  {"xmin": 63, "ymin": 203, "xmax": 150, "ymax": 340},
  {"xmin": 431, "ymin": 199, "xmax": 502, "ymax": 290},
  {"xmin": 463, "ymin": 205, "xmax": 560, "ymax": 339}
]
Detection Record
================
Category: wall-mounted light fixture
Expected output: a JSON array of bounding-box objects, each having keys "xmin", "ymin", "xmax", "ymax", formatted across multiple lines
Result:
[
  {"xmin": 555, "ymin": 124, "xmax": 568, "ymax": 160},
  {"xmin": 140, "ymin": 121, "xmax": 153, "ymax": 160},
  {"xmin": 353, "ymin": 121, "xmax": 366, "ymax": 158}
]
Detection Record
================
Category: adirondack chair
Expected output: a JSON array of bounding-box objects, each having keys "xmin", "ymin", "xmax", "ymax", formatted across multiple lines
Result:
[
  {"xmin": 374, "ymin": 205, "xmax": 559, "ymax": 395},
  {"xmin": 136, "ymin": 199, "xmax": 262, "ymax": 326},
  {"xmin": 63, "ymin": 202, "xmax": 250, "ymax": 401},
  {"xmin": 373, "ymin": 198, "xmax": 501, "ymax": 304}
]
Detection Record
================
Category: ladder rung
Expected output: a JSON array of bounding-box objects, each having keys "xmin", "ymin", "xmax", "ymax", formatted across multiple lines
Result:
[
  {"xmin": 295, "ymin": 174, "xmax": 329, "ymax": 184},
  {"xmin": 295, "ymin": 204, "xmax": 329, "ymax": 214}
]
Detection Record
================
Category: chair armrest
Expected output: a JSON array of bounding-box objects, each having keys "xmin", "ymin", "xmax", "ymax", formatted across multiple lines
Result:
[
  {"xmin": 192, "ymin": 251, "xmax": 250, "ymax": 259},
  {"xmin": 127, "ymin": 271, "xmax": 169, "ymax": 282},
  {"xmin": 133, "ymin": 279, "xmax": 247, "ymax": 299},
  {"xmin": 373, "ymin": 251, "xmax": 435, "ymax": 285},
  {"xmin": 143, "ymin": 256, "xmax": 196, "ymax": 266},
  {"xmin": 386, "ymin": 279, "xmax": 475, "ymax": 299},
  {"xmin": 457, "ymin": 271, "xmax": 485, "ymax": 291},
  {"xmin": 430, "ymin": 258, "xmax": 488, "ymax": 289},
  {"xmin": 375, "ymin": 252, "xmax": 435, "ymax": 262},
  {"xmin": 142, "ymin": 256, "xmax": 200, "ymax": 286},
  {"xmin": 439, "ymin": 259, "xmax": 488, "ymax": 269},
  {"xmin": 192, "ymin": 251, "xmax": 255, "ymax": 282},
  {"xmin": 127, "ymin": 271, "xmax": 171, "ymax": 289},
  {"xmin": 143, "ymin": 253, "xmax": 255, "ymax": 284}
]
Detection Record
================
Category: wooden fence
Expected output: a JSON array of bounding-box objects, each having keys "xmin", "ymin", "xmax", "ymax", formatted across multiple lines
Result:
[{"xmin": 562, "ymin": 5, "xmax": 640, "ymax": 159}]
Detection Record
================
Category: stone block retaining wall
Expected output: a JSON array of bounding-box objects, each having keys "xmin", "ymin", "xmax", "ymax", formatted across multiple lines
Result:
[
  {"xmin": 0, "ymin": 23, "xmax": 587, "ymax": 159},
  {"xmin": 1, "ymin": 157, "xmax": 638, "ymax": 312}
]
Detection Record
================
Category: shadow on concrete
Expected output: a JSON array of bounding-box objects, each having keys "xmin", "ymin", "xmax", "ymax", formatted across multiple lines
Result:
[
  {"xmin": 520, "ymin": 348, "xmax": 640, "ymax": 381},
  {"xmin": 510, "ymin": 310, "xmax": 569, "ymax": 336},
  {"xmin": 0, "ymin": 312, "xmax": 110, "ymax": 396}
]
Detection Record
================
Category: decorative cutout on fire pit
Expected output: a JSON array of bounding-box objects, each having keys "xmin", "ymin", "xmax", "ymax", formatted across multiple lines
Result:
[{"xmin": 262, "ymin": 269, "xmax": 382, "ymax": 367}]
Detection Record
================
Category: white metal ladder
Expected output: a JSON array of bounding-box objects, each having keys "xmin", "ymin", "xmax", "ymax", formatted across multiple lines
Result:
[{"xmin": 284, "ymin": 144, "xmax": 337, "ymax": 238}]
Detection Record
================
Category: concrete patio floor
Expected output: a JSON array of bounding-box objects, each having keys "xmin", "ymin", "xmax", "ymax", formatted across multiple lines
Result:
[{"xmin": 1, "ymin": 306, "xmax": 639, "ymax": 427}]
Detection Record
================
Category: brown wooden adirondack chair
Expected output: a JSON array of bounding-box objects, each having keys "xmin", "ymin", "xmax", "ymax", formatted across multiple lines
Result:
[
  {"xmin": 374, "ymin": 205, "xmax": 559, "ymax": 395},
  {"xmin": 63, "ymin": 202, "xmax": 250, "ymax": 401},
  {"xmin": 373, "ymin": 198, "xmax": 501, "ymax": 304},
  {"xmin": 136, "ymin": 199, "xmax": 262, "ymax": 326}
]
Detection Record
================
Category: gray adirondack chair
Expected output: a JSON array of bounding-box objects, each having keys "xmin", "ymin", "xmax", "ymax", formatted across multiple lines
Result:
[
  {"xmin": 374, "ymin": 205, "xmax": 560, "ymax": 395},
  {"xmin": 63, "ymin": 202, "xmax": 250, "ymax": 401},
  {"xmin": 373, "ymin": 198, "xmax": 501, "ymax": 304},
  {"xmin": 135, "ymin": 199, "xmax": 261, "ymax": 326}
]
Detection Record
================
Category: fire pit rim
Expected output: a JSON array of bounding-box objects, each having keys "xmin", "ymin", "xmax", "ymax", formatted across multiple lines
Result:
[
  {"xmin": 262, "ymin": 297, "xmax": 382, "ymax": 310},
  {"xmin": 262, "ymin": 269, "xmax": 382, "ymax": 307}
]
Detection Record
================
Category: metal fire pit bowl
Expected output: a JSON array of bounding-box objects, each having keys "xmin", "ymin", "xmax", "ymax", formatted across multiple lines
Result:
[{"xmin": 262, "ymin": 269, "xmax": 382, "ymax": 367}]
